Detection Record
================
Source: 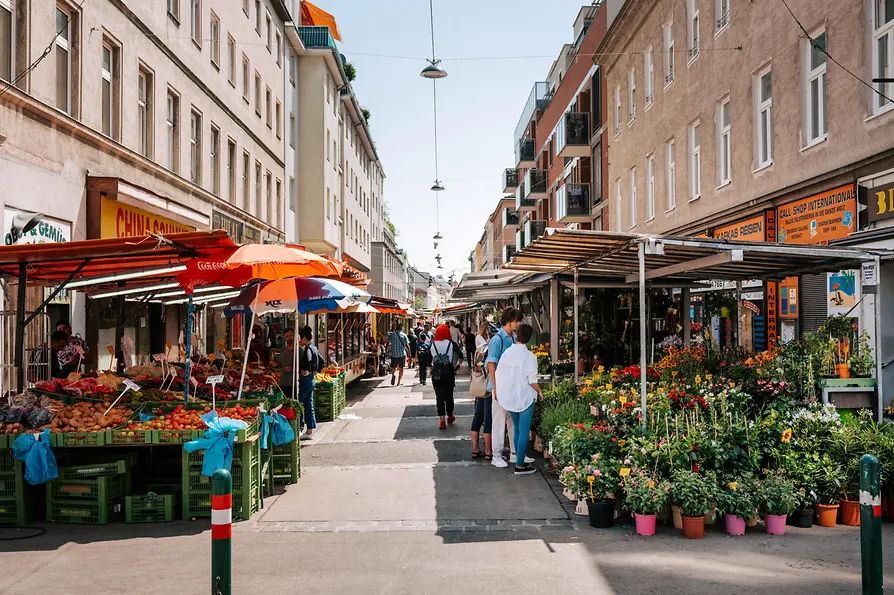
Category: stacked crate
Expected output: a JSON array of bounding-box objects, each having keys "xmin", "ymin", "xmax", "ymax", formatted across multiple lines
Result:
[
  {"xmin": 269, "ymin": 419, "xmax": 300, "ymax": 485},
  {"xmin": 314, "ymin": 374, "xmax": 346, "ymax": 422},
  {"xmin": 181, "ymin": 438, "xmax": 261, "ymax": 521},
  {"xmin": 125, "ymin": 485, "xmax": 181, "ymax": 523},
  {"xmin": 0, "ymin": 451, "xmax": 28, "ymax": 526},
  {"xmin": 46, "ymin": 460, "xmax": 131, "ymax": 524}
]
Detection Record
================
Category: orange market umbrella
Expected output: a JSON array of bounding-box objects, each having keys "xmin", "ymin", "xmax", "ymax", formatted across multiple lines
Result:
[{"xmin": 176, "ymin": 243, "xmax": 343, "ymax": 292}]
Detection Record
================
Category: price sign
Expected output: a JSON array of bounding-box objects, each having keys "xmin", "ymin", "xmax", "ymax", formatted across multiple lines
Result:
[
  {"xmin": 189, "ymin": 376, "xmax": 199, "ymax": 388},
  {"xmin": 206, "ymin": 375, "xmax": 225, "ymax": 385},
  {"xmin": 207, "ymin": 374, "xmax": 225, "ymax": 409},
  {"xmin": 105, "ymin": 379, "xmax": 140, "ymax": 415},
  {"xmin": 152, "ymin": 354, "xmax": 166, "ymax": 362},
  {"xmin": 124, "ymin": 379, "xmax": 141, "ymax": 392}
]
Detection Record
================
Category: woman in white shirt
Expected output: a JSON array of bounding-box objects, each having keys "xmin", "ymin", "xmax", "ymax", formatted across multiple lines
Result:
[
  {"xmin": 493, "ymin": 323, "xmax": 543, "ymax": 475},
  {"xmin": 474, "ymin": 321, "xmax": 489, "ymax": 350},
  {"xmin": 431, "ymin": 324, "xmax": 460, "ymax": 430}
]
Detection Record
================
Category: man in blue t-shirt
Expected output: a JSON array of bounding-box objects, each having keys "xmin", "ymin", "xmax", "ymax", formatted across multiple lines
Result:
[{"xmin": 486, "ymin": 307, "xmax": 525, "ymax": 469}]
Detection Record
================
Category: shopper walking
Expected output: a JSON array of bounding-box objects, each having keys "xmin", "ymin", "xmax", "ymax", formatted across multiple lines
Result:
[
  {"xmin": 387, "ymin": 321, "xmax": 411, "ymax": 386},
  {"xmin": 464, "ymin": 327, "xmax": 476, "ymax": 370},
  {"xmin": 475, "ymin": 321, "xmax": 490, "ymax": 350},
  {"xmin": 297, "ymin": 325, "xmax": 323, "ymax": 440},
  {"xmin": 431, "ymin": 324, "xmax": 459, "ymax": 430},
  {"xmin": 416, "ymin": 326, "xmax": 432, "ymax": 385},
  {"xmin": 470, "ymin": 341, "xmax": 492, "ymax": 460},
  {"xmin": 494, "ymin": 323, "xmax": 543, "ymax": 475},
  {"xmin": 487, "ymin": 307, "xmax": 532, "ymax": 468}
]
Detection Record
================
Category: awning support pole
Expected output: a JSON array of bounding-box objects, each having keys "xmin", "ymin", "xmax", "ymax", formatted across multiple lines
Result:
[
  {"xmin": 681, "ymin": 287, "xmax": 691, "ymax": 344},
  {"xmin": 549, "ymin": 277, "xmax": 559, "ymax": 365},
  {"xmin": 874, "ymin": 256, "xmax": 884, "ymax": 422},
  {"xmin": 639, "ymin": 242, "xmax": 648, "ymax": 429},
  {"xmin": 236, "ymin": 284, "xmax": 261, "ymax": 400},
  {"xmin": 573, "ymin": 267, "xmax": 579, "ymax": 382},
  {"xmin": 14, "ymin": 264, "xmax": 26, "ymax": 393},
  {"xmin": 736, "ymin": 281, "xmax": 743, "ymax": 348},
  {"xmin": 183, "ymin": 292, "xmax": 194, "ymax": 402},
  {"xmin": 116, "ymin": 281, "xmax": 125, "ymax": 374}
]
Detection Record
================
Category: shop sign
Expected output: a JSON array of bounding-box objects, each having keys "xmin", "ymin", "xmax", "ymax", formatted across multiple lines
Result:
[
  {"xmin": 3, "ymin": 208, "xmax": 70, "ymax": 245},
  {"xmin": 777, "ymin": 184, "xmax": 856, "ymax": 245},
  {"xmin": 779, "ymin": 277, "xmax": 799, "ymax": 318},
  {"xmin": 212, "ymin": 211, "xmax": 244, "ymax": 243},
  {"xmin": 100, "ymin": 197, "xmax": 195, "ymax": 239},
  {"xmin": 866, "ymin": 180, "xmax": 894, "ymax": 222},
  {"xmin": 743, "ymin": 300, "xmax": 760, "ymax": 315},
  {"xmin": 862, "ymin": 261, "xmax": 878, "ymax": 286},
  {"xmin": 713, "ymin": 215, "xmax": 766, "ymax": 242},
  {"xmin": 766, "ymin": 281, "xmax": 778, "ymax": 348}
]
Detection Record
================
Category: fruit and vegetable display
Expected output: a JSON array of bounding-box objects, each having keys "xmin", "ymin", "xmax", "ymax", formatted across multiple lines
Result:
[
  {"xmin": 123, "ymin": 404, "xmax": 259, "ymax": 432},
  {"xmin": 0, "ymin": 392, "xmax": 64, "ymax": 435},
  {"xmin": 48, "ymin": 401, "xmax": 130, "ymax": 433}
]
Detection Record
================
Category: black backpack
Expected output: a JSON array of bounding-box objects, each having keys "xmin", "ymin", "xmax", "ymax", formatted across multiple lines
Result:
[
  {"xmin": 431, "ymin": 342, "xmax": 455, "ymax": 385},
  {"xmin": 306, "ymin": 345, "xmax": 325, "ymax": 373}
]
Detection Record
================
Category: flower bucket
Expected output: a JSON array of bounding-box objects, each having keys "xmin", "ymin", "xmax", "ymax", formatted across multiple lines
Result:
[
  {"xmin": 681, "ymin": 515, "xmax": 705, "ymax": 539},
  {"xmin": 635, "ymin": 513, "xmax": 657, "ymax": 536},
  {"xmin": 788, "ymin": 507, "xmax": 814, "ymax": 528},
  {"xmin": 838, "ymin": 364, "xmax": 851, "ymax": 379},
  {"xmin": 765, "ymin": 513, "xmax": 787, "ymax": 535},
  {"xmin": 671, "ymin": 504, "xmax": 683, "ymax": 530},
  {"xmin": 724, "ymin": 514, "xmax": 746, "ymax": 535},
  {"xmin": 815, "ymin": 503, "xmax": 839, "ymax": 527},
  {"xmin": 562, "ymin": 488, "xmax": 578, "ymax": 502},
  {"xmin": 575, "ymin": 499, "xmax": 589, "ymax": 517},
  {"xmin": 839, "ymin": 500, "xmax": 860, "ymax": 526},
  {"xmin": 587, "ymin": 500, "xmax": 615, "ymax": 528}
]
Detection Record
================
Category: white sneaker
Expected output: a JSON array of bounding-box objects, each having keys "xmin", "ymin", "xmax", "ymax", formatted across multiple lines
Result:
[
  {"xmin": 510, "ymin": 455, "xmax": 535, "ymax": 465},
  {"xmin": 491, "ymin": 457, "xmax": 508, "ymax": 469}
]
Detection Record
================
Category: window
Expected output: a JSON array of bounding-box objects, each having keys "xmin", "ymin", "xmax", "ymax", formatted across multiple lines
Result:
[
  {"xmin": 663, "ymin": 24, "xmax": 674, "ymax": 86},
  {"xmin": 189, "ymin": 109, "xmax": 202, "ymax": 185},
  {"xmin": 255, "ymin": 0, "xmax": 261, "ymax": 35},
  {"xmin": 662, "ymin": 140, "xmax": 675, "ymax": 212},
  {"xmin": 275, "ymin": 178, "xmax": 282, "ymax": 227},
  {"xmin": 715, "ymin": 0, "xmax": 730, "ymax": 33},
  {"xmin": 289, "ymin": 112, "xmax": 296, "ymax": 148},
  {"xmin": 254, "ymin": 161, "xmax": 262, "ymax": 215},
  {"xmin": 804, "ymin": 32, "xmax": 827, "ymax": 143},
  {"xmin": 1, "ymin": 0, "xmax": 14, "ymax": 81},
  {"xmin": 265, "ymin": 12, "xmax": 272, "ymax": 52},
  {"xmin": 254, "ymin": 71, "xmax": 261, "ymax": 116},
  {"xmin": 265, "ymin": 86, "xmax": 272, "ymax": 128},
  {"xmin": 289, "ymin": 176, "xmax": 296, "ymax": 211},
  {"xmin": 645, "ymin": 155, "xmax": 655, "ymax": 220},
  {"xmin": 275, "ymin": 32, "xmax": 282, "ymax": 66},
  {"xmin": 166, "ymin": 89, "xmax": 180, "ymax": 172},
  {"xmin": 55, "ymin": 7, "xmax": 73, "ymax": 114},
  {"xmin": 210, "ymin": 125, "xmax": 220, "ymax": 195},
  {"xmin": 615, "ymin": 178, "xmax": 622, "ymax": 230},
  {"xmin": 137, "ymin": 67, "xmax": 153, "ymax": 158},
  {"xmin": 288, "ymin": 52, "xmax": 296, "ymax": 86},
  {"xmin": 167, "ymin": 0, "xmax": 179, "ymax": 22},
  {"xmin": 265, "ymin": 170, "xmax": 272, "ymax": 222},
  {"xmin": 689, "ymin": 121, "xmax": 701, "ymax": 199},
  {"xmin": 326, "ymin": 129, "xmax": 331, "ymax": 161},
  {"xmin": 326, "ymin": 188, "xmax": 331, "ymax": 219},
  {"xmin": 242, "ymin": 55, "xmax": 250, "ymax": 101},
  {"xmin": 875, "ymin": 0, "xmax": 894, "ymax": 112},
  {"xmin": 243, "ymin": 0, "xmax": 249, "ymax": 16},
  {"xmin": 189, "ymin": 0, "xmax": 200, "ymax": 45},
  {"xmin": 756, "ymin": 68, "xmax": 772, "ymax": 167},
  {"xmin": 100, "ymin": 41, "xmax": 119, "ymax": 139},
  {"xmin": 688, "ymin": 0, "xmax": 700, "ymax": 61},
  {"xmin": 227, "ymin": 139, "xmax": 236, "ymax": 203},
  {"xmin": 644, "ymin": 48, "xmax": 654, "ymax": 107},
  {"xmin": 717, "ymin": 98, "xmax": 731, "ymax": 185},
  {"xmin": 627, "ymin": 69, "xmax": 636, "ymax": 122},
  {"xmin": 613, "ymin": 87, "xmax": 621, "ymax": 134},
  {"xmin": 275, "ymin": 100, "xmax": 282, "ymax": 138},
  {"xmin": 242, "ymin": 151, "xmax": 250, "ymax": 210},
  {"xmin": 209, "ymin": 12, "xmax": 220, "ymax": 67},
  {"xmin": 629, "ymin": 167, "xmax": 637, "ymax": 227},
  {"xmin": 326, "ymin": 72, "xmax": 331, "ymax": 104},
  {"xmin": 227, "ymin": 36, "xmax": 236, "ymax": 85}
]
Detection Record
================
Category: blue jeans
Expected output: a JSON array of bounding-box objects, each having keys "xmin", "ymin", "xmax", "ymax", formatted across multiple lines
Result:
[
  {"xmin": 298, "ymin": 375, "xmax": 317, "ymax": 431},
  {"xmin": 508, "ymin": 402, "xmax": 535, "ymax": 467},
  {"xmin": 471, "ymin": 396, "xmax": 492, "ymax": 433}
]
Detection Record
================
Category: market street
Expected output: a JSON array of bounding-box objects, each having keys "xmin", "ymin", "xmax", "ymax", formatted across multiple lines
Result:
[{"xmin": 1, "ymin": 369, "xmax": 893, "ymax": 595}]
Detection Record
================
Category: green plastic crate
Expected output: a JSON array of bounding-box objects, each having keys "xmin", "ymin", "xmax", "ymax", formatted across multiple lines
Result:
[
  {"xmin": 0, "ymin": 467, "xmax": 24, "ymax": 499},
  {"xmin": 49, "ymin": 475, "xmax": 126, "ymax": 501},
  {"xmin": 0, "ymin": 498, "xmax": 28, "ymax": 526},
  {"xmin": 0, "ymin": 450, "xmax": 14, "ymax": 474},
  {"xmin": 47, "ymin": 498, "xmax": 122, "ymax": 524},
  {"xmin": 52, "ymin": 431, "xmax": 106, "ymax": 447},
  {"xmin": 125, "ymin": 492, "xmax": 177, "ymax": 523},
  {"xmin": 106, "ymin": 428, "xmax": 155, "ymax": 446},
  {"xmin": 156, "ymin": 429, "xmax": 204, "ymax": 444},
  {"xmin": 58, "ymin": 459, "xmax": 128, "ymax": 479},
  {"xmin": 182, "ymin": 440, "xmax": 260, "ymax": 519}
]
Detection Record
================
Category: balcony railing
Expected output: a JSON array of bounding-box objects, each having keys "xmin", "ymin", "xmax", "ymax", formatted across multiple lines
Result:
[
  {"xmin": 502, "ymin": 207, "xmax": 520, "ymax": 227},
  {"xmin": 515, "ymin": 138, "xmax": 535, "ymax": 167},
  {"xmin": 514, "ymin": 82, "xmax": 552, "ymax": 146},
  {"xmin": 665, "ymin": 70, "xmax": 675, "ymax": 85},
  {"xmin": 297, "ymin": 26, "xmax": 338, "ymax": 50},
  {"xmin": 515, "ymin": 184, "xmax": 536, "ymax": 212},
  {"xmin": 556, "ymin": 112, "xmax": 591, "ymax": 158},
  {"xmin": 688, "ymin": 42, "xmax": 700, "ymax": 59},
  {"xmin": 556, "ymin": 183, "xmax": 591, "ymax": 223},
  {"xmin": 502, "ymin": 244, "xmax": 517, "ymax": 263},
  {"xmin": 523, "ymin": 168, "xmax": 548, "ymax": 199},
  {"xmin": 716, "ymin": 9, "xmax": 730, "ymax": 30},
  {"xmin": 525, "ymin": 219, "xmax": 547, "ymax": 245},
  {"xmin": 515, "ymin": 227, "xmax": 526, "ymax": 251},
  {"xmin": 503, "ymin": 168, "xmax": 519, "ymax": 193}
]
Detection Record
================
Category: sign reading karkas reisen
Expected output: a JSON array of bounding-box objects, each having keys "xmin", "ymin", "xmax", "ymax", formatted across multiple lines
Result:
[
  {"xmin": 866, "ymin": 181, "xmax": 894, "ymax": 223},
  {"xmin": 100, "ymin": 197, "xmax": 194, "ymax": 238}
]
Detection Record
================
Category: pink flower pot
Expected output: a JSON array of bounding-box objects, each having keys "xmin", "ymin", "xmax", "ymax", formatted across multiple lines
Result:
[
  {"xmin": 765, "ymin": 513, "xmax": 787, "ymax": 535},
  {"xmin": 724, "ymin": 514, "xmax": 745, "ymax": 536},
  {"xmin": 635, "ymin": 513, "xmax": 657, "ymax": 536}
]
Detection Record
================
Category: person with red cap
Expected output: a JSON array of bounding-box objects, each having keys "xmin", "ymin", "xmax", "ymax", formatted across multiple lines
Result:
[{"xmin": 430, "ymin": 323, "xmax": 460, "ymax": 430}]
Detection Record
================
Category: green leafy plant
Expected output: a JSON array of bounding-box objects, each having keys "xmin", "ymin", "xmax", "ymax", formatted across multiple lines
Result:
[
  {"xmin": 537, "ymin": 401, "xmax": 591, "ymax": 444},
  {"xmin": 622, "ymin": 468, "xmax": 670, "ymax": 515},
  {"xmin": 814, "ymin": 456, "xmax": 845, "ymax": 505},
  {"xmin": 670, "ymin": 469, "xmax": 717, "ymax": 517},
  {"xmin": 760, "ymin": 470, "xmax": 800, "ymax": 515},
  {"xmin": 849, "ymin": 331, "xmax": 875, "ymax": 377},
  {"xmin": 715, "ymin": 478, "xmax": 756, "ymax": 520},
  {"xmin": 343, "ymin": 62, "xmax": 357, "ymax": 82},
  {"xmin": 559, "ymin": 464, "xmax": 589, "ymax": 500},
  {"xmin": 581, "ymin": 453, "xmax": 621, "ymax": 502}
]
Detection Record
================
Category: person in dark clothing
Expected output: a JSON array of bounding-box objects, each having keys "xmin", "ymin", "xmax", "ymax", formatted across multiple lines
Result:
[
  {"xmin": 275, "ymin": 328, "xmax": 297, "ymax": 400},
  {"xmin": 50, "ymin": 330, "xmax": 78, "ymax": 379},
  {"xmin": 248, "ymin": 324, "xmax": 269, "ymax": 367},
  {"xmin": 416, "ymin": 322, "xmax": 433, "ymax": 385},
  {"xmin": 464, "ymin": 327, "xmax": 476, "ymax": 370},
  {"xmin": 297, "ymin": 325, "xmax": 322, "ymax": 440}
]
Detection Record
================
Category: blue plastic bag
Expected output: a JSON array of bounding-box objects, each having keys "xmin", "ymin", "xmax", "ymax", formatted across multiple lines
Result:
[
  {"xmin": 12, "ymin": 429, "xmax": 58, "ymax": 485},
  {"xmin": 184, "ymin": 411, "xmax": 248, "ymax": 477},
  {"xmin": 260, "ymin": 411, "xmax": 295, "ymax": 449},
  {"xmin": 138, "ymin": 413, "xmax": 156, "ymax": 422}
]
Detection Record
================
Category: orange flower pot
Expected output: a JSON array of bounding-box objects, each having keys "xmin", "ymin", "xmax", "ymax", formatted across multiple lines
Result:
[
  {"xmin": 681, "ymin": 515, "xmax": 705, "ymax": 539},
  {"xmin": 815, "ymin": 503, "xmax": 839, "ymax": 527},
  {"xmin": 838, "ymin": 364, "xmax": 851, "ymax": 379},
  {"xmin": 839, "ymin": 500, "xmax": 860, "ymax": 526}
]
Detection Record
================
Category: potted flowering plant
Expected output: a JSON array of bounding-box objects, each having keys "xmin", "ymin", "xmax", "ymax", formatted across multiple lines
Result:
[
  {"xmin": 558, "ymin": 465, "xmax": 586, "ymax": 503},
  {"xmin": 715, "ymin": 479, "xmax": 755, "ymax": 536},
  {"xmin": 814, "ymin": 457, "xmax": 844, "ymax": 527},
  {"xmin": 671, "ymin": 469, "xmax": 717, "ymax": 539},
  {"xmin": 582, "ymin": 453, "xmax": 620, "ymax": 528},
  {"xmin": 622, "ymin": 468, "xmax": 670, "ymax": 536},
  {"xmin": 760, "ymin": 470, "xmax": 800, "ymax": 535}
]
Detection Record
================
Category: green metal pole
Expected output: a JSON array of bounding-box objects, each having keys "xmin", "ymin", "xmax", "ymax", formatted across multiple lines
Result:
[
  {"xmin": 211, "ymin": 469, "xmax": 232, "ymax": 595},
  {"xmin": 860, "ymin": 453, "xmax": 883, "ymax": 595}
]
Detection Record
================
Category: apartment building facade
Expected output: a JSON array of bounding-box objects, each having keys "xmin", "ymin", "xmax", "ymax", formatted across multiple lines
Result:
[{"xmin": 370, "ymin": 226, "xmax": 404, "ymax": 301}]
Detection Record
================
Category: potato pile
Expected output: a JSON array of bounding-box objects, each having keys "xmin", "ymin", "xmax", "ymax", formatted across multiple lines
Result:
[{"xmin": 49, "ymin": 402, "xmax": 129, "ymax": 433}]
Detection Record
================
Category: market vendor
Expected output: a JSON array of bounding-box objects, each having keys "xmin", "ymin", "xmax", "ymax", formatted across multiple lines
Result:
[
  {"xmin": 276, "ymin": 328, "xmax": 297, "ymax": 400},
  {"xmin": 50, "ymin": 330, "xmax": 79, "ymax": 379},
  {"xmin": 55, "ymin": 319, "xmax": 89, "ymax": 372},
  {"xmin": 248, "ymin": 324, "xmax": 269, "ymax": 368}
]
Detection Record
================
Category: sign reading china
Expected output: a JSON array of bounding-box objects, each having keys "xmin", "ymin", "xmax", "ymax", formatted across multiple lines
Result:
[
  {"xmin": 777, "ymin": 184, "xmax": 856, "ymax": 245},
  {"xmin": 100, "ymin": 197, "xmax": 195, "ymax": 239},
  {"xmin": 713, "ymin": 214, "xmax": 765, "ymax": 242}
]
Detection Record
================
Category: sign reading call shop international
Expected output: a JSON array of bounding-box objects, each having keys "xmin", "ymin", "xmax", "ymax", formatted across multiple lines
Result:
[
  {"xmin": 777, "ymin": 184, "xmax": 856, "ymax": 244},
  {"xmin": 100, "ymin": 196, "xmax": 194, "ymax": 238}
]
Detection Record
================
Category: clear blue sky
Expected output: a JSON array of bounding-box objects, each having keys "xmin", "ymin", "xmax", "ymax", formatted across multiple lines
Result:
[{"xmin": 319, "ymin": 0, "xmax": 590, "ymax": 278}]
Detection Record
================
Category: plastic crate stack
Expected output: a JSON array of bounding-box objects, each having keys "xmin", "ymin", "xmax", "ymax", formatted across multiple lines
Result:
[
  {"xmin": 269, "ymin": 419, "xmax": 301, "ymax": 485},
  {"xmin": 181, "ymin": 439, "xmax": 262, "ymax": 521},
  {"xmin": 314, "ymin": 374, "xmax": 346, "ymax": 422},
  {"xmin": 125, "ymin": 485, "xmax": 181, "ymax": 523},
  {"xmin": 46, "ymin": 459, "xmax": 132, "ymax": 524},
  {"xmin": 0, "ymin": 451, "xmax": 28, "ymax": 525}
]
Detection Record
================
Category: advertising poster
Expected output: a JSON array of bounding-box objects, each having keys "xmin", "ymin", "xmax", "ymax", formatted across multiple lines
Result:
[{"xmin": 827, "ymin": 270, "xmax": 860, "ymax": 315}]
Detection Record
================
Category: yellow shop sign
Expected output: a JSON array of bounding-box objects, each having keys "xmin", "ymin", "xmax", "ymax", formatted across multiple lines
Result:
[{"xmin": 100, "ymin": 197, "xmax": 195, "ymax": 238}]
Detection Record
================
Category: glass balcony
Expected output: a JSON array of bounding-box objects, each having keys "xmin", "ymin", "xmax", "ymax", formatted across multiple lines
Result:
[
  {"xmin": 503, "ymin": 168, "xmax": 519, "ymax": 193},
  {"xmin": 514, "ymin": 82, "xmax": 552, "ymax": 146},
  {"xmin": 523, "ymin": 169, "xmax": 548, "ymax": 200},
  {"xmin": 502, "ymin": 244, "xmax": 517, "ymax": 262},
  {"xmin": 515, "ymin": 184, "xmax": 536, "ymax": 212},
  {"xmin": 556, "ymin": 112, "xmax": 591, "ymax": 158},
  {"xmin": 515, "ymin": 138, "xmax": 535, "ymax": 167},
  {"xmin": 556, "ymin": 183, "xmax": 591, "ymax": 223},
  {"xmin": 515, "ymin": 227, "xmax": 526, "ymax": 251},
  {"xmin": 525, "ymin": 219, "xmax": 547, "ymax": 245},
  {"xmin": 297, "ymin": 26, "xmax": 338, "ymax": 50},
  {"xmin": 502, "ymin": 207, "xmax": 520, "ymax": 227}
]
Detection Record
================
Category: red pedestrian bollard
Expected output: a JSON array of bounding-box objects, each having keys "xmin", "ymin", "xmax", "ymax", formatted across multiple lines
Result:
[{"xmin": 211, "ymin": 469, "xmax": 232, "ymax": 595}]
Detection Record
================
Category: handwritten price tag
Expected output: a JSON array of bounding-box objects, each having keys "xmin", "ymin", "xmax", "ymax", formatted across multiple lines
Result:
[
  {"xmin": 152, "ymin": 353, "xmax": 167, "ymax": 362},
  {"xmin": 206, "ymin": 375, "xmax": 225, "ymax": 385},
  {"xmin": 124, "ymin": 379, "xmax": 141, "ymax": 392},
  {"xmin": 189, "ymin": 376, "xmax": 199, "ymax": 388}
]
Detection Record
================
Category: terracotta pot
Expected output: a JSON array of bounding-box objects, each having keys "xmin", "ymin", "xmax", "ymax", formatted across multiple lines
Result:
[
  {"xmin": 839, "ymin": 500, "xmax": 860, "ymax": 526},
  {"xmin": 635, "ymin": 513, "xmax": 657, "ymax": 536},
  {"xmin": 815, "ymin": 503, "xmax": 839, "ymax": 527},
  {"xmin": 562, "ymin": 488, "xmax": 578, "ymax": 502},
  {"xmin": 838, "ymin": 364, "xmax": 851, "ymax": 379},
  {"xmin": 765, "ymin": 513, "xmax": 787, "ymax": 535},
  {"xmin": 724, "ymin": 514, "xmax": 746, "ymax": 535},
  {"xmin": 671, "ymin": 504, "xmax": 683, "ymax": 529},
  {"xmin": 681, "ymin": 515, "xmax": 705, "ymax": 539}
]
